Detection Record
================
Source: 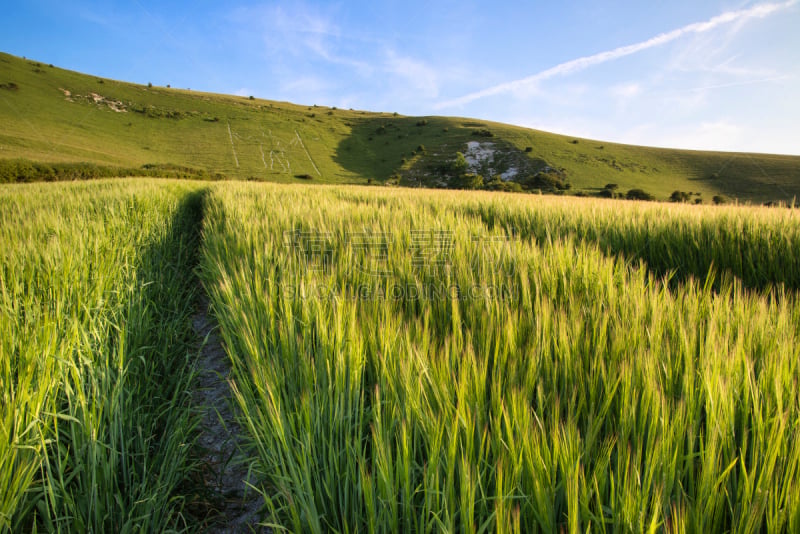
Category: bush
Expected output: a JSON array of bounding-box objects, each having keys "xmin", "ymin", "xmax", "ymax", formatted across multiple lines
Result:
[
  {"xmin": 598, "ymin": 188, "xmax": 616, "ymax": 198},
  {"xmin": 626, "ymin": 188, "xmax": 655, "ymax": 201},
  {"xmin": 523, "ymin": 171, "xmax": 570, "ymax": 192},
  {"xmin": 484, "ymin": 177, "xmax": 522, "ymax": 192},
  {"xmin": 524, "ymin": 147, "xmax": 533, "ymax": 152},
  {"xmin": 416, "ymin": 119, "xmax": 428, "ymax": 127},
  {"xmin": 294, "ymin": 174, "xmax": 314, "ymax": 180},
  {"xmin": 670, "ymin": 190, "xmax": 691, "ymax": 203},
  {"xmin": 451, "ymin": 152, "xmax": 468, "ymax": 176},
  {"xmin": 458, "ymin": 173, "xmax": 484, "ymax": 190},
  {"xmin": 712, "ymin": 195, "xmax": 728, "ymax": 205},
  {"xmin": 0, "ymin": 159, "xmax": 212, "ymax": 183},
  {"xmin": 472, "ymin": 129, "xmax": 494, "ymax": 138}
]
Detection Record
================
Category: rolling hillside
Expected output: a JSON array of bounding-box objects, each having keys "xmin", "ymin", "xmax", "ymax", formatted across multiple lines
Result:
[{"xmin": 2, "ymin": 51, "xmax": 799, "ymax": 203}]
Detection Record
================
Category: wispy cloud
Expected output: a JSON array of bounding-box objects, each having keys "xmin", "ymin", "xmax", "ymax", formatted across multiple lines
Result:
[
  {"xmin": 436, "ymin": 1, "xmax": 797, "ymax": 109},
  {"xmin": 689, "ymin": 75, "xmax": 794, "ymax": 92},
  {"xmin": 384, "ymin": 52, "xmax": 440, "ymax": 98},
  {"xmin": 280, "ymin": 75, "xmax": 333, "ymax": 94},
  {"xmin": 610, "ymin": 82, "xmax": 642, "ymax": 99},
  {"xmin": 650, "ymin": 120, "xmax": 745, "ymax": 152},
  {"xmin": 230, "ymin": 3, "xmax": 374, "ymax": 76}
]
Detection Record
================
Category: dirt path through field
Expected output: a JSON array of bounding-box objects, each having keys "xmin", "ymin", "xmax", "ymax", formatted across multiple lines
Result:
[{"xmin": 192, "ymin": 294, "xmax": 263, "ymax": 533}]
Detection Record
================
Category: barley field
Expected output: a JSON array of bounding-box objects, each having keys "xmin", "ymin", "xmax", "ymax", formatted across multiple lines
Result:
[
  {"xmin": 201, "ymin": 183, "xmax": 800, "ymax": 533},
  {"xmin": 2, "ymin": 179, "xmax": 800, "ymax": 532},
  {"xmin": 0, "ymin": 180, "xmax": 204, "ymax": 531}
]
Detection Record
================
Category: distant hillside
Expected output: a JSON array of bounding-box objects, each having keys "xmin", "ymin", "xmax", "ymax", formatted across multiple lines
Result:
[{"xmin": 2, "ymin": 51, "xmax": 799, "ymax": 203}]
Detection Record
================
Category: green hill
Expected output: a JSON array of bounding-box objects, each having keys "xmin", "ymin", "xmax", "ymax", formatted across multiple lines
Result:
[{"xmin": 2, "ymin": 51, "xmax": 799, "ymax": 203}]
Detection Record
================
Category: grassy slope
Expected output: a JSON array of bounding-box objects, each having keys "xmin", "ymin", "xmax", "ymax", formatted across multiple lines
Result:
[{"xmin": 2, "ymin": 51, "xmax": 800, "ymax": 202}]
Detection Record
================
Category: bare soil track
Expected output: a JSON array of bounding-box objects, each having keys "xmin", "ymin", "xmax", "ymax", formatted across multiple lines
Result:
[{"xmin": 192, "ymin": 295, "xmax": 265, "ymax": 533}]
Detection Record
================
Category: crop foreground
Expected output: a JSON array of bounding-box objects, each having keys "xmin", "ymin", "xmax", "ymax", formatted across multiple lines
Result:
[
  {"xmin": 3, "ymin": 179, "xmax": 800, "ymax": 532},
  {"xmin": 0, "ymin": 180, "xmax": 204, "ymax": 531}
]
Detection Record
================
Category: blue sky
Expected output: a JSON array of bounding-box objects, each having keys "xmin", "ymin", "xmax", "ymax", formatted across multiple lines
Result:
[{"xmin": 2, "ymin": 0, "xmax": 799, "ymax": 154}]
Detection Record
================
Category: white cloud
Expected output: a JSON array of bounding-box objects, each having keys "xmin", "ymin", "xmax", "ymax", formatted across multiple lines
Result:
[
  {"xmin": 280, "ymin": 76, "xmax": 332, "ymax": 94},
  {"xmin": 436, "ymin": 1, "xmax": 797, "ymax": 108},
  {"xmin": 230, "ymin": 2, "xmax": 369, "ymax": 71},
  {"xmin": 708, "ymin": 57, "xmax": 778, "ymax": 78},
  {"xmin": 384, "ymin": 52, "xmax": 439, "ymax": 98},
  {"xmin": 649, "ymin": 120, "xmax": 745, "ymax": 152},
  {"xmin": 610, "ymin": 83, "xmax": 642, "ymax": 99},
  {"xmin": 689, "ymin": 75, "xmax": 793, "ymax": 92}
]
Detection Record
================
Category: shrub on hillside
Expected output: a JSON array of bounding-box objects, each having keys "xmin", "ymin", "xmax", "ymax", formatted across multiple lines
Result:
[
  {"xmin": 598, "ymin": 188, "xmax": 616, "ymax": 199},
  {"xmin": 450, "ymin": 152, "xmax": 468, "ymax": 177},
  {"xmin": 0, "ymin": 159, "xmax": 212, "ymax": 183},
  {"xmin": 484, "ymin": 177, "xmax": 523, "ymax": 193},
  {"xmin": 670, "ymin": 190, "xmax": 691, "ymax": 203},
  {"xmin": 522, "ymin": 171, "xmax": 570, "ymax": 192},
  {"xmin": 459, "ymin": 173, "xmax": 484, "ymax": 190},
  {"xmin": 626, "ymin": 188, "xmax": 656, "ymax": 201},
  {"xmin": 598, "ymin": 184, "xmax": 621, "ymax": 199}
]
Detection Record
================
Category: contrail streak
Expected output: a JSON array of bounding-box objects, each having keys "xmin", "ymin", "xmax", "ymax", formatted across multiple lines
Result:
[{"xmin": 436, "ymin": 1, "xmax": 796, "ymax": 109}]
